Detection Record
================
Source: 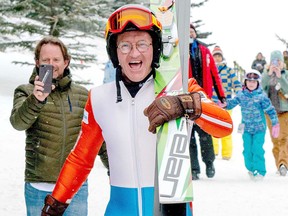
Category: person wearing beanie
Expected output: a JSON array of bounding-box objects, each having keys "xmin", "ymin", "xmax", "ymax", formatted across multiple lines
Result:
[
  {"xmin": 270, "ymin": 50, "xmax": 284, "ymax": 62},
  {"xmin": 188, "ymin": 23, "xmax": 226, "ymax": 180},
  {"xmin": 251, "ymin": 52, "xmax": 267, "ymax": 74},
  {"xmin": 212, "ymin": 46, "xmax": 242, "ymax": 160},
  {"xmin": 219, "ymin": 69, "xmax": 279, "ymax": 180},
  {"xmin": 212, "ymin": 46, "xmax": 223, "ymax": 57},
  {"xmin": 262, "ymin": 50, "xmax": 288, "ymax": 176}
]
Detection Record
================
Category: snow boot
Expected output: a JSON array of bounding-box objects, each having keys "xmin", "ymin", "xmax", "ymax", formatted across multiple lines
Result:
[
  {"xmin": 279, "ymin": 164, "xmax": 287, "ymax": 176},
  {"xmin": 192, "ymin": 170, "xmax": 200, "ymax": 180},
  {"xmin": 248, "ymin": 171, "xmax": 254, "ymax": 180},
  {"xmin": 251, "ymin": 170, "xmax": 264, "ymax": 181},
  {"xmin": 206, "ymin": 162, "xmax": 215, "ymax": 178}
]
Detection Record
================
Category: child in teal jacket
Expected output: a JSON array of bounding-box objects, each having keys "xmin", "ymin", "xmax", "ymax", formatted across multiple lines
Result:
[{"xmin": 219, "ymin": 69, "xmax": 279, "ymax": 180}]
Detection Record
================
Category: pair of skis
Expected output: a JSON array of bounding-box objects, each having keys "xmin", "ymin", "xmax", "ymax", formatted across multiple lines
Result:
[{"xmin": 150, "ymin": 0, "xmax": 192, "ymax": 215}]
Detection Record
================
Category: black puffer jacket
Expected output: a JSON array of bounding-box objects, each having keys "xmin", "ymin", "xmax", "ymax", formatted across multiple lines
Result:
[
  {"xmin": 10, "ymin": 67, "xmax": 88, "ymax": 182},
  {"xmin": 251, "ymin": 59, "xmax": 266, "ymax": 73}
]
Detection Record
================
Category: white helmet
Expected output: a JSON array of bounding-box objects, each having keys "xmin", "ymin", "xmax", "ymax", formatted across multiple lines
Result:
[{"xmin": 245, "ymin": 69, "xmax": 261, "ymax": 81}]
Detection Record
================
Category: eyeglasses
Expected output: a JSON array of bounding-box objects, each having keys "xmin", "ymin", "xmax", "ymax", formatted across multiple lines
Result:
[
  {"xmin": 246, "ymin": 73, "xmax": 260, "ymax": 80},
  {"xmin": 117, "ymin": 41, "xmax": 152, "ymax": 54},
  {"xmin": 105, "ymin": 6, "xmax": 162, "ymax": 39}
]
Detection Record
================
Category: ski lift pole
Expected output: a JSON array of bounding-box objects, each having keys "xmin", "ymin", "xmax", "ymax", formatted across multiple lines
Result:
[{"xmin": 176, "ymin": 0, "xmax": 190, "ymax": 93}]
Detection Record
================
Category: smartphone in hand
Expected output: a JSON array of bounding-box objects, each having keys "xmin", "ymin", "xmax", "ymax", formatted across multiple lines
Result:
[
  {"xmin": 272, "ymin": 59, "xmax": 279, "ymax": 67},
  {"xmin": 39, "ymin": 64, "xmax": 53, "ymax": 93}
]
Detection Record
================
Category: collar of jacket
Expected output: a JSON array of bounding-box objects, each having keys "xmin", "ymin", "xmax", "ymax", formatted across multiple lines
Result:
[{"xmin": 243, "ymin": 86, "xmax": 261, "ymax": 95}]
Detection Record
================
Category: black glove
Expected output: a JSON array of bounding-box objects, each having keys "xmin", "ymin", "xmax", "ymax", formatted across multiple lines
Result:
[
  {"xmin": 219, "ymin": 97, "xmax": 226, "ymax": 104},
  {"xmin": 41, "ymin": 194, "xmax": 69, "ymax": 216},
  {"xmin": 144, "ymin": 92, "xmax": 202, "ymax": 133}
]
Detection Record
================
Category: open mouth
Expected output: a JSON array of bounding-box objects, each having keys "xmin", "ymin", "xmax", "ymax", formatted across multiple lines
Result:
[{"xmin": 129, "ymin": 60, "xmax": 142, "ymax": 69}]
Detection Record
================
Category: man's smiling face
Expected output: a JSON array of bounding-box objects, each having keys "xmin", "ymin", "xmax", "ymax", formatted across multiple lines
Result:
[{"xmin": 117, "ymin": 31, "xmax": 153, "ymax": 82}]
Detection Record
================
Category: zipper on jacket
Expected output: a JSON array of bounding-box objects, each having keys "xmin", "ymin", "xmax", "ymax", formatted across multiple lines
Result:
[
  {"xmin": 57, "ymin": 91, "xmax": 68, "ymax": 167},
  {"xmin": 131, "ymin": 96, "xmax": 143, "ymax": 216},
  {"xmin": 124, "ymin": 79, "xmax": 153, "ymax": 216},
  {"xmin": 131, "ymin": 78, "xmax": 153, "ymax": 216},
  {"xmin": 68, "ymin": 95, "xmax": 72, "ymax": 112}
]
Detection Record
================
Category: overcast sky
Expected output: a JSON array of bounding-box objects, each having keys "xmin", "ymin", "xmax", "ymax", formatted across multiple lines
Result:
[{"xmin": 192, "ymin": 0, "xmax": 287, "ymax": 70}]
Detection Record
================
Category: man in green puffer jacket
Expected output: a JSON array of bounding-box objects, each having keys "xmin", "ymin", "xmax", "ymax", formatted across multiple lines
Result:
[{"xmin": 10, "ymin": 36, "xmax": 89, "ymax": 216}]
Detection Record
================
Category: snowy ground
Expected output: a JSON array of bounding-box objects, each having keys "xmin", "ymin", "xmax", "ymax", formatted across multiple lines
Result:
[{"xmin": 1, "ymin": 47, "xmax": 288, "ymax": 216}]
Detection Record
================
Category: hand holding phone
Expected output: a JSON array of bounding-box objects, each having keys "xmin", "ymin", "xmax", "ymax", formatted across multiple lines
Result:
[{"xmin": 39, "ymin": 64, "xmax": 53, "ymax": 93}]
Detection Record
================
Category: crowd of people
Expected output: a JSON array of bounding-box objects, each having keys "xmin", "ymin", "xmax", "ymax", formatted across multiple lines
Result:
[{"xmin": 8, "ymin": 3, "xmax": 288, "ymax": 216}]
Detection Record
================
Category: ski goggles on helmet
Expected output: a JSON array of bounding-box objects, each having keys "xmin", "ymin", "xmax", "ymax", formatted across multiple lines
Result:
[
  {"xmin": 105, "ymin": 5, "xmax": 162, "ymax": 39},
  {"xmin": 245, "ymin": 72, "xmax": 260, "ymax": 80}
]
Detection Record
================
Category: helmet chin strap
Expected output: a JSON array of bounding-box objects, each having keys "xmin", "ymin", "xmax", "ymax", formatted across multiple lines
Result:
[
  {"xmin": 115, "ymin": 66, "xmax": 123, "ymax": 103},
  {"xmin": 115, "ymin": 67, "xmax": 155, "ymax": 103}
]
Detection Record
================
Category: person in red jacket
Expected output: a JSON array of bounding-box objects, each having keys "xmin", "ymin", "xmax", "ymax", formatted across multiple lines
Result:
[
  {"xmin": 189, "ymin": 23, "xmax": 226, "ymax": 180},
  {"xmin": 41, "ymin": 5, "xmax": 233, "ymax": 216}
]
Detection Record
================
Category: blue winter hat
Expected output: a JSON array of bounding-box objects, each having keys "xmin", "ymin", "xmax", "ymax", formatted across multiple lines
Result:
[{"xmin": 270, "ymin": 50, "xmax": 284, "ymax": 62}]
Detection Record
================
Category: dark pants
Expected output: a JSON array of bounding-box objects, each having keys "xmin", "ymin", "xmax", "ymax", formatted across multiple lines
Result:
[{"xmin": 189, "ymin": 124, "xmax": 215, "ymax": 173}]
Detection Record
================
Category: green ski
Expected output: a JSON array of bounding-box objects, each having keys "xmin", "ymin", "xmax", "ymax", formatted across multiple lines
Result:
[{"xmin": 150, "ymin": 0, "xmax": 193, "ymax": 215}]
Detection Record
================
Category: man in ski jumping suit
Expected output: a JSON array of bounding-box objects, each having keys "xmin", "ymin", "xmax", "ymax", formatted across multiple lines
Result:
[
  {"xmin": 41, "ymin": 5, "xmax": 233, "ymax": 216},
  {"xmin": 188, "ymin": 24, "xmax": 226, "ymax": 180}
]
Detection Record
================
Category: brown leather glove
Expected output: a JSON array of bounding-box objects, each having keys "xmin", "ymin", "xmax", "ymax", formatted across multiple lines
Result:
[
  {"xmin": 144, "ymin": 92, "xmax": 202, "ymax": 133},
  {"xmin": 41, "ymin": 194, "xmax": 69, "ymax": 216}
]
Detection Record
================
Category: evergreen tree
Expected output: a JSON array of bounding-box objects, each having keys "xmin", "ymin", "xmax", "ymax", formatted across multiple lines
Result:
[
  {"xmin": 96, "ymin": 0, "xmax": 148, "ymax": 16},
  {"xmin": 276, "ymin": 34, "xmax": 288, "ymax": 49},
  {"xmin": 0, "ymin": 0, "xmax": 106, "ymax": 68},
  {"xmin": 191, "ymin": 0, "xmax": 214, "ymax": 46},
  {"xmin": 0, "ymin": 0, "xmax": 213, "ymax": 68}
]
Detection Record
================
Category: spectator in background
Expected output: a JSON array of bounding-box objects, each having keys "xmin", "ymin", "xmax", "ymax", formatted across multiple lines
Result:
[
  {"xmin": 188, "ymin": 23, "xmax": 226, "ymax": 180},
  {"xmin": 100, "ymin": 59, "xmax": 117, "ymax": 173},
  {"xmin": 99, "ymin": 59, "xmax": 116, "ymax": 175},
  {"xmin": 212, "ymin": 46, "xmax": 242, "ymax": 160},
  {"xmin": 103, "ymin": 59, "xmax": 116, "ymax": 83},
  {"xmin": 262, "ymin": 50, "xmax": 288, "ymax": 176},
  {"xmin": 219, "ymin": 69, "xmax": 279, "ymax": 180},
  {"xmin": 251, "ymin": 52, "xmax": 266, "ymax": 74},
  {"xmin": 9, "ymin": 36, "xmax": 89, "ymax": 216},
  {"xmin": 283, "ymin": 50, "xmax": 288, "ymax": 69}
]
